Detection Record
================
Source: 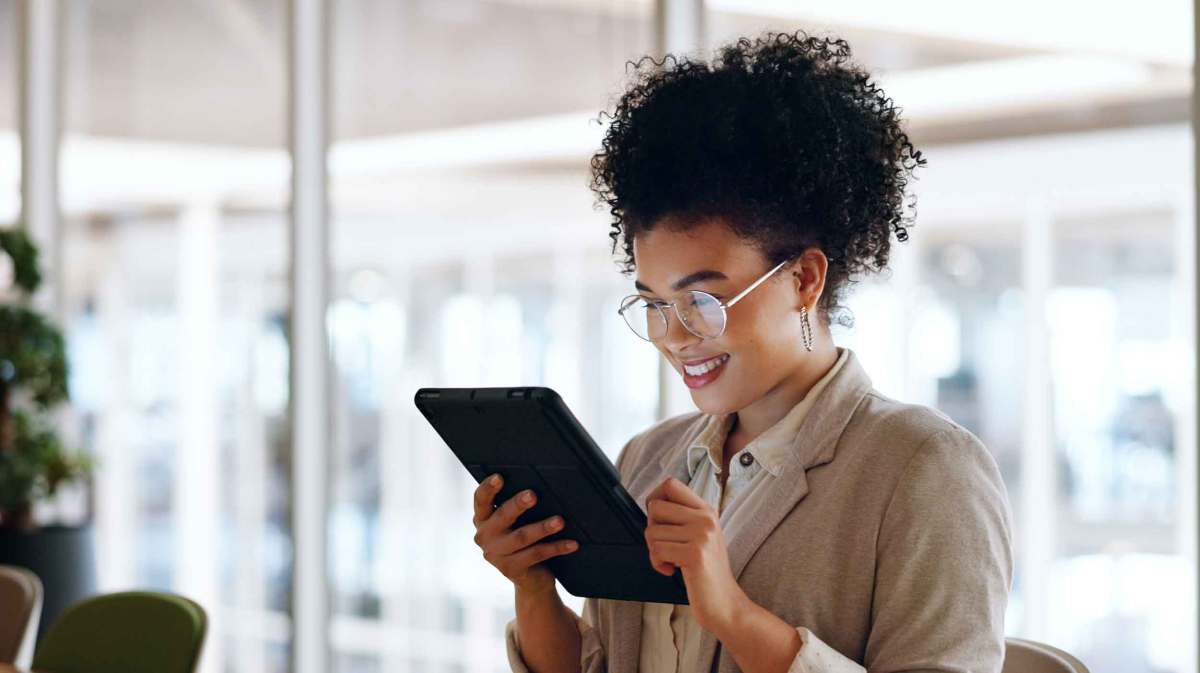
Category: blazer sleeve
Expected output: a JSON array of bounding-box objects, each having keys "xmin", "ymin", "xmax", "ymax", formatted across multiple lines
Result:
[
  {"xmin": 503, "ymin": 429, "xmax": 648, "ymax": 673},
  {"xmin": 864, "ymin": 426, "xmax": 1015, "ymax": 673}
]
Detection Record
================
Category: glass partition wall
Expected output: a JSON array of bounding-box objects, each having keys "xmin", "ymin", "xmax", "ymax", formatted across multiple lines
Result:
[
  {"xmin": 57, "ymin": 2, "xmax": 292, "ymax": 672},
  {"xmin": 328, "ymin": 4, "xmax": 656, "ymax": 669},
  {"xmin": 5, "ymin": 1, "xmax": 1195, "ymax": 672}
]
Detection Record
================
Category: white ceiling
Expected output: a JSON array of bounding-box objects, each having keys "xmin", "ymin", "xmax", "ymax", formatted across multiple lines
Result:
[
  {"xmin": 0, "ymin": 0, "xmax": 1190, "ymax": 222},
  {"xmin": 4, "ymin": 0, "xmax": 1184, "ymax": 147}
]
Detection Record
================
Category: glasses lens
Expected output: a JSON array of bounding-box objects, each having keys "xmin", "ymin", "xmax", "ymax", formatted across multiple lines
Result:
[
  {"xmin": 678, "ymin": 291, "xmax": 725, "ymax": 338},
  {"xmin": 619, "ymin": 296, "xmax": 664, "ymax": 341}
]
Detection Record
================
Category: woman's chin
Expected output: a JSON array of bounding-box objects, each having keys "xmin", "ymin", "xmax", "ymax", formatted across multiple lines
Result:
[
  {"xmin": 688, "ymin": 385, "xmax": 742, "ymax": 416},
  {"xmin": 676, "ymin": 357, "xmax": 746, "ymax": 414}
]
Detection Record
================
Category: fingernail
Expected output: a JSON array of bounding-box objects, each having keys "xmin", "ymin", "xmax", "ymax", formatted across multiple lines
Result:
[
  {"xmin": 489, "ymin": 474, "xmax": 501, "ymax": 486},
  {"xmin": 521, "ymin": 491, "xmax": 534, "ymax": 504},
  {"xmin": 547, "ymin": 517, "xmax": 562, "ymax": 530},
  {"xmin": 564, "ymin": 541, "xmax": 578, "ymax": 550}
]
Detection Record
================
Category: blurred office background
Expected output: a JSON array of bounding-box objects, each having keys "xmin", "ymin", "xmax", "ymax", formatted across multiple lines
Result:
[{"xmin": 0, "ymin": 1, "xmax": 1195, "ymax": 672}]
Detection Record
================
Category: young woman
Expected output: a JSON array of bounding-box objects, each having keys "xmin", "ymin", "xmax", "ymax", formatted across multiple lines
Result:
[{"xmin": 470, "ymin": 31, "xmax": 1013, "ymax": 673}]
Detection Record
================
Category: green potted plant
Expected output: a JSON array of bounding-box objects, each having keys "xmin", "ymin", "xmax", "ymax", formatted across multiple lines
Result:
[{"xmin": 0, "ymin": 225, "xmax": 95, "ymax": 639}]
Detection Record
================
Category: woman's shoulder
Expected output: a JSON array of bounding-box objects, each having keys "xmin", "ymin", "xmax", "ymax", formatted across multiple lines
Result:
[
  {"xmin": 850, "ymin": 388, "xmax": 1004, "ymax": 497},
  {"xmin": 855, "ymin": 387, "xmax": 984, "ymax": 453},
  {"xmin": 831, "ymin": 390, "xmax": 1014, "ymax": 563}
]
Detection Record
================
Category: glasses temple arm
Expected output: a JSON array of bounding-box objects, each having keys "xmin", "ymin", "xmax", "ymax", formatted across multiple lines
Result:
[{"xmin": 723, "ymin": 259, "xmax": 790, "ymax": 308}]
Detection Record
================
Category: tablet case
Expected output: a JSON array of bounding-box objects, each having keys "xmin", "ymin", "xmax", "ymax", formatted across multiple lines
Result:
[{"xmin": 414, "ymin": 386, "xmax": 689, "ymax": 604}]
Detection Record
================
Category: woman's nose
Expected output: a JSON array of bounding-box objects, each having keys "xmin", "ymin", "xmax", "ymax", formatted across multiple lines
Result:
[{"xmin": 658, "ymin": 307, "xmax": 701, "ymax": 352}]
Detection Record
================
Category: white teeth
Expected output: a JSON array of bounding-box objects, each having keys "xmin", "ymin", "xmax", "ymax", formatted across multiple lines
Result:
[{"xmin": 683, "ymin": 354, "xmax": 730, "ymax": 376}]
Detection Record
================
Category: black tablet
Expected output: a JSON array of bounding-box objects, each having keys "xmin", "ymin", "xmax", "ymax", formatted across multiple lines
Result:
[{"xmin": 414, "ymin": 386, "xmax": 689, "ymax": 605}]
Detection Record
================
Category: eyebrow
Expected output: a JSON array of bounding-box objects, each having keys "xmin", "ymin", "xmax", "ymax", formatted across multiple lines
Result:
[{"xmin": 634, "ymin": 269, "xmax": 729, "ymax": 295}]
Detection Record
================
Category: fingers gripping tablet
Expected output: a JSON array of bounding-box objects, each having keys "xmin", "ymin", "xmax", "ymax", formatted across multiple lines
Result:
[{"xmin": 416, "ymin": 386, "xmax": 689, "ymax": 604}]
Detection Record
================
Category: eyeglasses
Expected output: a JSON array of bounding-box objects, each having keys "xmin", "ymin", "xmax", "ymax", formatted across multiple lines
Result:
[{"xmin": 618, "ymin": 259, "xmax": 790, "ymax": 342}]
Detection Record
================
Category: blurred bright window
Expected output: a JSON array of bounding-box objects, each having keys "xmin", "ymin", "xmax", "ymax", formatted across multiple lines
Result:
[{"xmin": 4, "ymin": 1, "xmax": 1192, "ymax": 672}]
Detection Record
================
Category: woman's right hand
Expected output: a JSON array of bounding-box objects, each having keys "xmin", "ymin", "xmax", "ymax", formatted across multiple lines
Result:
[{"xmin": 472, "ymin": 473, "xmax": 580, "ymax": 595}]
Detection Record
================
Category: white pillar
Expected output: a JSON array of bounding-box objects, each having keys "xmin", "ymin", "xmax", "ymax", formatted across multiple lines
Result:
[
  {"xmin": 549, "ymin": 241, "xmax": 585, "ymax": 419},
  {"xmin": 1020, "ymin": 196, "xmax": 1055, "ymax": 639},
  {"xmin": 653, "ymin": 0, "xmax": 705, "ymax": 422},
  {"xmin": 655, "ymin": 0, "xmax": 705, "ymax": 61},
  {"xmin": 289, "ymin": 0, "xmax": 332, "ymax": 670},
  {"xmin": 1173, "ymin": 185, "xmax": 1198, "ymax": 673},
  {"xmin": 16, "ymin": 0, "xmax": 62, "ymax": 317},
  {"xmin": 175, "ymin": 201, "xmax": 223, "ymax": 673},
  {"xmin": 233, "ymin": 278, "xmax": 269, "ymax": 673},
  {"xmin": 378, "ymin": 286, "xmax": 413, "ymax": 672},
  {"xmin": 890, "ymin": 229, "xmax": 920, "ymax": 403},
  {"xmin": 1191, "ymin": 0, "xmax": 1200, "ymax": 658},
  {"xmin": 93, "ymin": 230, "xmax": 136, "ymax": 590}
]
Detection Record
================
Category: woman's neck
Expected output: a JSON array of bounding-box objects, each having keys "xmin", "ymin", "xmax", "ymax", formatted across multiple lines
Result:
[{"xmin": 726, "ymin": 342, "xmax": 840, "ymax": 454}]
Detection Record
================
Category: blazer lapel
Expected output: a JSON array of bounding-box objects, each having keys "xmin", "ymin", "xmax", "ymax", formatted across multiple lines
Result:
[
  {"xmin": 648, "ymin": 349, "xmax": 874, "ymax": 673},
  {"xmin": 723, "ymin": 349, "xmax": 873, "ymax": 581}
]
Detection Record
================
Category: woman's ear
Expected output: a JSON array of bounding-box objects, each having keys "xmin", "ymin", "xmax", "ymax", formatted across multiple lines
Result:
[{"xmin": 790, "ymin": 247, "xmax": 828, "ymax": 310}]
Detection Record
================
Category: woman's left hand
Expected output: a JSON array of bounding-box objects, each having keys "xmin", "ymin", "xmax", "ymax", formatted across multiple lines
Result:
[{"xmin": 644, "ymin": 476, "xmax": 748, "ymax": 635}]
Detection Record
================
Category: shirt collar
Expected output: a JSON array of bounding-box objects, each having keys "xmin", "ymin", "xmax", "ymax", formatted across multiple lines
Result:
[{"xmin": 685, "ymin": 347, "xmax": 850, "ymax": 479}]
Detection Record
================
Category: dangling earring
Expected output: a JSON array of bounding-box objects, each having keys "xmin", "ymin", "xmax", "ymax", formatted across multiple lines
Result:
[{"xmin": 800, "ymin": 305, "xmax": 815, "ymax": 352}]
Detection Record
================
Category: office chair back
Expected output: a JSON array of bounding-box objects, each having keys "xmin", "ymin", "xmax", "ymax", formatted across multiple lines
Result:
[
  {"xmin": 32, "ymin": 590, "xmax": 207, "ymax": 673},
  {"xmin": 0, "ymin": 565, "xmax": 42, "ymax": 667},
  {"xmin": 1003, "ymin": 637, "xmax": 1089, "ymax": 673}
]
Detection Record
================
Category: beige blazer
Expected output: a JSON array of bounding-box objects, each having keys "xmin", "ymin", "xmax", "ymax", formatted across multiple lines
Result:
[{"xmin": 577, "ymin": 348, "xmax": 1014, "ymax": 673}]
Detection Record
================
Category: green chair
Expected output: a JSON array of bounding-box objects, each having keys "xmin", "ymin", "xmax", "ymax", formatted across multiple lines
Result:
[{"xmin": 32, "ymin": 590, "xmax": 207, "ymax": 673}]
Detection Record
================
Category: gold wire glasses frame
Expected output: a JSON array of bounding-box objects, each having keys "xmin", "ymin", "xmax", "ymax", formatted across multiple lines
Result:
[{"xmin": 618, "ymin": 259, "xmax": 791, "ymax": 342}]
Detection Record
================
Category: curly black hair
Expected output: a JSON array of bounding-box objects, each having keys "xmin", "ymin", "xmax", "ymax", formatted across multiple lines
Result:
[{"xmin": 590, "ymin": 30, "xmax": 925, "ymax": 328}]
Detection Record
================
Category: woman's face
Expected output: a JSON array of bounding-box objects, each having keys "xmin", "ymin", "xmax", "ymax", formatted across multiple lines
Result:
[{"xmin": 632, "ymin": 216, "xmax": 819, "ymax": 415}]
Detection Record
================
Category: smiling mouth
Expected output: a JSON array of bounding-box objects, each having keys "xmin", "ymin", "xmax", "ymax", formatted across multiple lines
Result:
[{"xmin": 682, "ymin": 353, "xmax": 730, "ymax": 376}]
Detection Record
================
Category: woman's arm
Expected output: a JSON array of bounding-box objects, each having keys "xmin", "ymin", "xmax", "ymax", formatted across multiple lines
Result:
[
  {"xmin": 501, "ymin": 583, "xmax": 604, "ymax": 671},
  {"xmin": 710, "ymin": 595, "xmax": 866, "ymax": 673},
  {"xmin": 468, "ymin": 472, "xmax": 589, "ymax": 672},
  {"xmin": 504, "ymin": 424, "xmax": 657, "ymax": 671},
  {"xmin": 506, "ymin": 430, "xmax": 651, "ymax": 673},
  {"xmin": 509, "ymin": 583, "xmax": 583, "ymax": 673},
  {"xmin": 645, "ymin": 477, "xmax": 868, "ymax": 673},
  {"xmin": 865, "ymin": 425, "xmax": 1014, "ymax": 671},
  {"xmin": 708, "ymin": 592, "xmax": 802, "ymax": 671}
]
